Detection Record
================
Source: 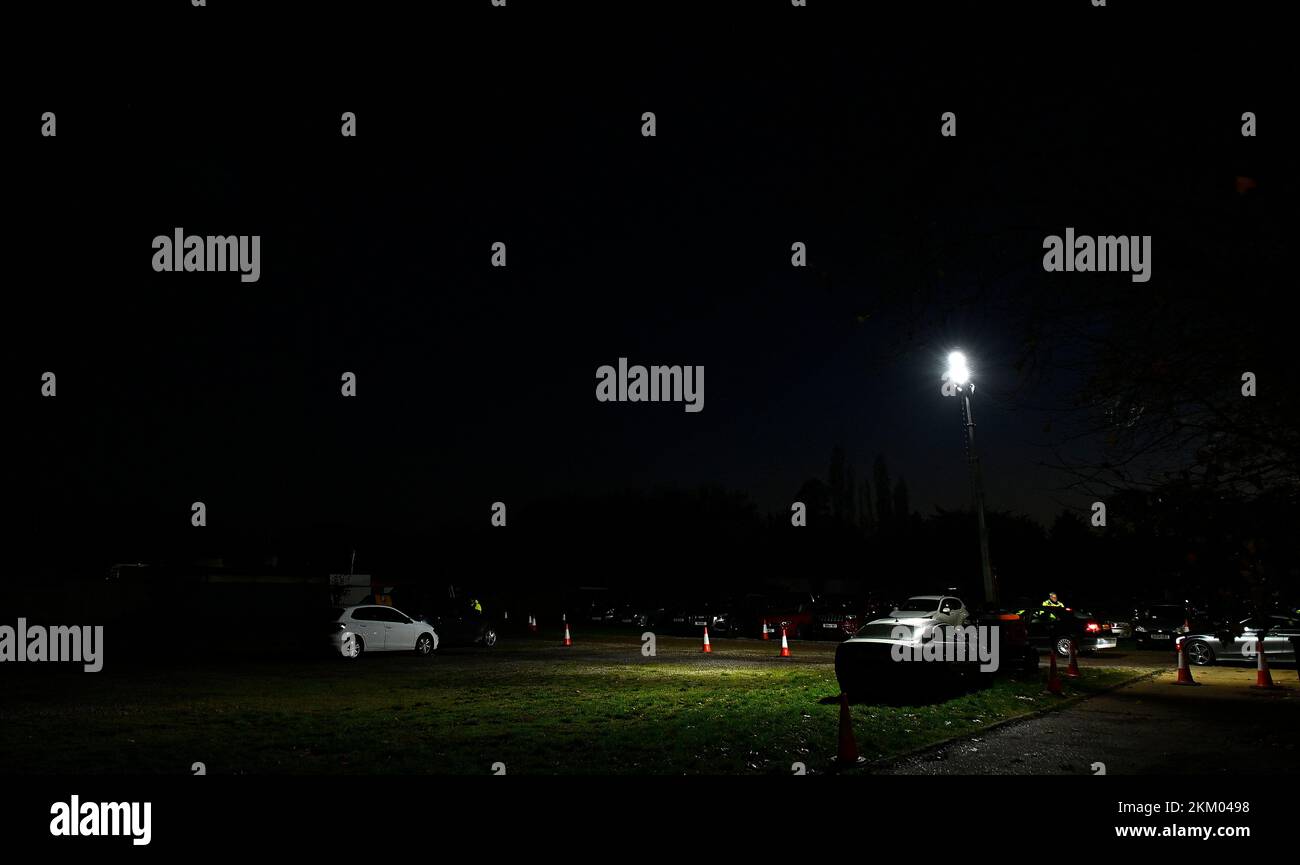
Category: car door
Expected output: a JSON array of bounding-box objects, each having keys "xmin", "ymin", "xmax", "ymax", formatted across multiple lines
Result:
[
  {"xmin": 375, "ymin": 606, "xmax": 413, "ymax": 650},
  {"xmin": 348, "ymin": 607, "xmax": 384, "ymax": 651},
  {"xmin": 434, "ymin": 600, "xmax": 470, "ymax": 644},
  {"xmin": 398, "ymin": 608, "xmax": 429, "ymax": 649},
  {"xmin": 1023, "ymin": 608, "xmax": 1053, "ymax": 644},
  {"xmin": 942, "ymin": 597, "xmax": 967, "ymax": 627},
  {"xmin": 1227, "ymin": 618, "xmax": 1263, "ymax": 660},
  {"xmin": 1266, "ymin": 616, "xmax": 1298, "ymax": 660}
]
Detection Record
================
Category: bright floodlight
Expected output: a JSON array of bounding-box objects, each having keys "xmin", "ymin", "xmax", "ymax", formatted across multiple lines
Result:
[{"xmin": 946, "ymin": 351, "xmax": 971, "ymax": 385}]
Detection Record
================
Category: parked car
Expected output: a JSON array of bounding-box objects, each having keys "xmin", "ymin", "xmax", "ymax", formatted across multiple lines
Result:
[
  {"xmin": 834, "ymin": 594, "xmax": 999, "ymax": 695},
  {"xmin": 808, "ymin": 595, "xmax": 857, "ymax": 640},
  {"xmin": 417, "ymin": 597, "xmax": 499, "ymax": 648},
  {"xmin": 755, "ymin": 592, "xmax": 820, "ymax": 639},
  {"xmin": 609, "ymin": 600, "xmax": 666, "ymax": 630},
  {"xmin": 575, "ymin": 598, "xmax": 617, "ymax": 627},
  {"xmin": 665, "ymin": 598, "xmax": 744, "ymax": 637},
  {"xmin": 1176, "ymin": 614, "xmax": 1300, "ymax": 666},
  {"xmin": 807, "ymin": 596, "xmax": 896, "ymax": 640},
  {"xmin": 887, "ymin": 595, "xmax": 971, "ymax": 628},
  {"xmin": 330, "ymin": 605, "xmax": 439, "ymax": 658},
  {"xmin": 1132, "ymin": 602, "xmax": 1193, "ymax": 648},
  {"xmin": 561, "ymin": 588, "xmax": 619, "ymax": 628},
  {"xmin": 1011, "ymin": 606, "xmax": 1116, "ymax": 657},
  {"xmin": 1089, "ymin": 607, "xmax": 1133, "ymax": 639}
]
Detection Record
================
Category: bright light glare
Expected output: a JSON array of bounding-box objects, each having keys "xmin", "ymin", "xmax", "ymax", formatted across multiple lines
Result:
[{"xmin": 946, "ymin": 351, "xmax": 971, "ymax": 385}]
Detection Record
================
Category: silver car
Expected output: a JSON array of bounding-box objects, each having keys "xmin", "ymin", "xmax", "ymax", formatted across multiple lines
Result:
[
  {"xmin": 1103, "ymin": 615, "xmax": 1133, "ymax": 639},
  {"xmin": 1177, "ymin": 614, "xmax": 1300, "ymax": 666}
]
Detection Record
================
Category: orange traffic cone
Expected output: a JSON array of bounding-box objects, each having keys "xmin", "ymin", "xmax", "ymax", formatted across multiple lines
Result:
[
  {"xmin": 761, "ymin": 620, "xmax": 770, "ymax": 640},
  {"xmin": 779, "ymin": 626, "xmax": 792, "ymax": 658},
  {"xmin": 1065, "ymin": 639, "xmax": 1081, "ymax": 678},
  {"xmin": 563, "ymin": 621, "xmax": 572, "ymax": 647},
  {"xmin": 1046, "ymin": 647, "xmax": 1063, "ymax": 695},
  {"xmin": 832, "ymin": 692, "xmax": 867, "ymax": 767},
  {"xmin": 1173, "ymin": 639, "xmax": 1198, "ymax": 685},
  {"xmin": 702, "ymin": 625, "xmax": 712, "ymax": 653},
  {"xmin": 1252, "ymin": 634, "xmax": 1277, "ymax": 690}
]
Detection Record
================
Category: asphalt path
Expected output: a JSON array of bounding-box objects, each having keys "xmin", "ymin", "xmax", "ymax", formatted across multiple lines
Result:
[{"xmin": 873, "ymin": 664, "xmax": 1300, "ymax": 774}]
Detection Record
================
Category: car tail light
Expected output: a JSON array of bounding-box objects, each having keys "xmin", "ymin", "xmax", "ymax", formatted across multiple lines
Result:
[{"xmin": 1085, "ymin": 621, "xmax": 1101, "ymax": 633}]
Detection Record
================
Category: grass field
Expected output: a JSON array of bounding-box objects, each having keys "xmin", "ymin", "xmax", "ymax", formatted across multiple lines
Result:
[{"xmin": 0, "ymin": 634, "xmax": 1147, "ymax": 774}]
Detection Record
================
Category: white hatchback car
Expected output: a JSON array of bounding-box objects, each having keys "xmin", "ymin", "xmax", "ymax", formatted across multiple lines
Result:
[{"xmin": 330, "ymin": 605, "xmax": 439, "ymax": 658}]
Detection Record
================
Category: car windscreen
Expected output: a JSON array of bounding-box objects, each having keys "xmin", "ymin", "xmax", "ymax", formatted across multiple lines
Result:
[
  {"xmin": 1147, "ymin": 606, "xmax": 1184, "ymax": 622},
  {"xmin": 891, "ymin": 598, "xmax": 938, "ymax": 616},
  {"xmin": 856, "ymin": 622, "xmax": 918, "ymax": 640}
]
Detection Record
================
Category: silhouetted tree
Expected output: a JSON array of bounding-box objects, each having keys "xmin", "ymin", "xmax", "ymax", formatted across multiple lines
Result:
[
  {"xmin": 795, "ymin": 477, "xmax": 832, "ymax": 526},
  {"xmin": 844, "ymin": 463, "xmax": 858, "ymax": 528},
  {"xmin": 893, "ymin": 477, "xmax": 911, "ymax": 522},
  {"xmin": 828, "ymin": 445, "xmax": 848, "ymax": 523},
  {"xmin": 873, "ymin": 455, "xmax": 893, "ymax": 533},
  {"xmin": 858, "ymin": 475, "xmax": 874, "ymax": 534}
]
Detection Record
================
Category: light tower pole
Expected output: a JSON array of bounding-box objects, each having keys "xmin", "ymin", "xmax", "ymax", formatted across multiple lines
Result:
[{"xmin": 945, "ymin": 352, "xmax": 995, "ymax": 605}]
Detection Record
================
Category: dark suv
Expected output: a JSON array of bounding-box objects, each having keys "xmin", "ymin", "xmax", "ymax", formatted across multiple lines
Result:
[
  {"xmin": 808, "ymin": 595, "xmax": 892, "ymax": 640},
  {"xmin": 417, "ymin": 596, "xmax": 499, "ymax": 648},
  {"xmin": 1132, "ymin": 602, "xmax": 1192, "ymax": 649}
]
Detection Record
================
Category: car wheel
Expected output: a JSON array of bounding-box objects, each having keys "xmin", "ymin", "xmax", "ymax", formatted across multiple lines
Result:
[
  {"xmin": 1055, "ymin": 637, "xmax": 1073, "ymax": 657},
  {"xmin": 415, "ymin": 633, "xmax": 434, "ymax": 657},
  {"xmin": 341, "ymin": 634, "xmax": 362, "ymax": 659},
  {"xmin": 481, "ymin": 628, "xmax": 498, "ymax": 648},
  {"xmin": 1186, "ymin": 639, "xmax": 1215, "ymax": 666}
]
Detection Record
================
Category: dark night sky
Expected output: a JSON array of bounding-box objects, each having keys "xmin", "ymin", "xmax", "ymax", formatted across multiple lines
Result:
[{"xmin": 11, "ymin": 6, "xmax": 1284, "ymax": 573}]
